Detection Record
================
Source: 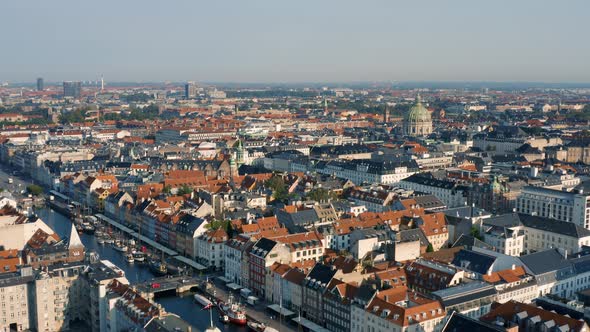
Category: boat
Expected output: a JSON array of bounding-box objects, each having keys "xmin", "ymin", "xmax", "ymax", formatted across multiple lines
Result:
[
  {"xmin": 194, "ymin": 294, "xmax": 212, "ymax": 307},
  {"xmin": 219, "ymin": 314, "xmax": 230, "ymax": 324},
  {"xmin": 97, "ymin": 238, "xmax": 105, "ymax": 245},
  {"xmin": 132, "ymin": 252, "xmax": 146, "ymax": 262},
  {"xmin": 76, "ymin": 225, "xmax": 84, "ymax": 234},
  {"xmin": 126, "ymin": 253, "xmax": 134, "ymax": 263},
  {"xmin": 83, "ymin": 224, "xmax": 95, "ymax": 234},
  {"xmin": 247, "ymin": 322, "xmax": 279, "ymax": 332},
  {"xmin": 104, "ymin": 237, "xmax": 114, "ymax": 244},
  {"xmin": 217, "ymin": 294, "xmax": 247, "ymax": 325},
  {"xmin": 149, "ymin": 260, "xmax": 167, "ymax": 276},
  {"xmin": 113, "ymin": 241, "xmax": 128, "ymax": 252}
]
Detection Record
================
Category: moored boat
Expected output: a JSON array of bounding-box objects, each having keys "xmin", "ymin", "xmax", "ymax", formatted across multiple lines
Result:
[
  {"xmin": 217, "ymin": 294, "xmax": 247, "ymax": 325},
  {"xmin": 132, "ymin": 252, "xmax": 146, "ymax": 262},
  {"xmin": 194, "ymin": 294, "xmax": 212, "ymax": 307},
  {"xmin": 149, "ymin": 260, "xmax": 167, "ymax": 276},
  {"xmin": 126, "ymin": 253, "xmax": 134, "ymax": 263},
  {"xmin": 113, "ymin": 241, "xmax": 128, "ymax": 252},
  {"xmin": 247, "ymin": 322, "xmax": 279, "ymax": 332}
]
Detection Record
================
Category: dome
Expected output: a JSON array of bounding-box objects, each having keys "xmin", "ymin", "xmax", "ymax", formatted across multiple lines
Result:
[{"xmin": 405, "ymin": 95, "xmax": 432, "ymax": 123}]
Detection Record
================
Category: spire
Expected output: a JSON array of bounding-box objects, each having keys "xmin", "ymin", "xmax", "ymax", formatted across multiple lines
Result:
[
  {"xmin": 416, "ymin": 94, "xmax": 422, "ymax": 104},
  {"xmin": 68, "ymin": 224, "xmax": 84, "ymax": 249}
]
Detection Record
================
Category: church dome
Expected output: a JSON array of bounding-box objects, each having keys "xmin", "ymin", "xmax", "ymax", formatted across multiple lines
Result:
[{"xmin": 405, "ymin": 95, "xmax": 432, "ymax": 123}]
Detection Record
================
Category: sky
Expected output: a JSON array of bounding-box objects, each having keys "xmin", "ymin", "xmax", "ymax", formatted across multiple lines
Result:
[{"xmin": 1, "ymin": 0, "xmax": 589, "ymax": 83}]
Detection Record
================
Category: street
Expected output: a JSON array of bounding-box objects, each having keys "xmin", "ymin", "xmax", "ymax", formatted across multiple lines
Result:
[
  {"xmin": 0, "ymin": 163, "xmax": 33, "ymax": 199},
  {"xmin": 202, "ymin": 274, "xmax": 299, "ymax": 332}
]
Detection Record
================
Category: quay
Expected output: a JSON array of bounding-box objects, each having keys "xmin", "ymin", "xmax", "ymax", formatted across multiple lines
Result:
[{"xmin": 94, "ymin": 213, "xmax": 208, "ymax": 271}]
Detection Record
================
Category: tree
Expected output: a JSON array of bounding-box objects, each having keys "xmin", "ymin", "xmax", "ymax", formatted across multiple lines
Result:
[
  {"xmin": 59, "ymin": 108, "xmax": 87, "ymax": 124},
  {"xmin": 26, "ymin": 184, "xmax": 43, "ymax": 196},
  {"xmin": 426, "ymin": 243, "xmax": 434, "ymax": 253},
  {"xmin": 176, "ymin": 185, "xmax": 193, "ymax": 196},
  {"xmin": 305, "ymin": 188, "xmax": 336, "ymax": 203},
  {"xmin": 470, "ymin": 226, "xmax": 483, "ymax": 240},
  {"xmin": 162, "ymin": 185, "xmax": 172, "ymax": 194},
  {"xmin": 265, "ymin": 175, "xmax": 289, "ymax": 202}
]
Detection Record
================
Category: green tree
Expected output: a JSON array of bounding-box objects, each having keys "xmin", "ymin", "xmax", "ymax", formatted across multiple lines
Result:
[
  {"xmin": 59, "ymin": 109, "xmax": 87, "ymax": 124},
  {"xmin": 26, "ymin": 184, "xmax": 44, "ymax": 196},
  {"xmin": 306, "ymin": 188, "xmax": 336, "ymax": 203},
  {"xmin": 470, "ymin": 226, "xmax": 483, "ymax": 240},
  {"xmin": 176, "ymin": 185, "xmax": 193, "ymax": 196},
  {"xmin": 426, "ymin": 243, "xmax": 434, "ymax": 253},
  {"xmin": 265, "ymin": 175, "xmax": 289, "ymax": 202},
  {"xmin": 162, "ymin": 185, "xmax": 172, "ymax": 194}
]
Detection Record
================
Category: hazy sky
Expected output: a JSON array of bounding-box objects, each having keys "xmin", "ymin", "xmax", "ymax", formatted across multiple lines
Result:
[{"xmin": 2, "ymin": 0, "xmax": 589, "ymax": 83}]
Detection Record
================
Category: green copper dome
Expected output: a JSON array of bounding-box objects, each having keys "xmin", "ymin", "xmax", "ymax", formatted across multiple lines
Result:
[{"xmin": 405, "ymin": 95, "xmax": 432, "ymax": 123}]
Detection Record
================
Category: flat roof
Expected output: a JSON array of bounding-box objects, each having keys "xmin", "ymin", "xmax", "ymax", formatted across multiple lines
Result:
[
  {"xmin": 267, "ymin": 304, "xmax": 295, "ymax": 317},
  {"xmin": 292, "ymin": 316, "xmax": 331, "ymax": 332}
]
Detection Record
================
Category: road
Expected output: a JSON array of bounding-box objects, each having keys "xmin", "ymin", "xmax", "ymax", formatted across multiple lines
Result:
[
  {"xmin": 0, "ymin": 163, "xmax": 33, "ymax": 199},
  {"xmin": 202, "ymin": 274, "xmax": 299, "ymax": 332}
]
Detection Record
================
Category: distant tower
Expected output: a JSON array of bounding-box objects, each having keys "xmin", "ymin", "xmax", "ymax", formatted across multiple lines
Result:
[
  {"xmin": 36, "ymin": 78, "xmax": 44, "ymax": 91},
  {"xmin": 384, "ymin": 105, "xmax": 390, "ymax": 123},
  {"xmin": 100, "ymin": 75, "xmax": 104, "ymax": 91},
  {"xmin": 234, "ymin": 138, "xmax": 245, "ymax": 166},
  {"xmin": 185, "ymin": 82, "xmax": 196, "ymax": 99},
  {"xmin": 63, "ymin": 81, "xmax": 82, "ymax": 98},
  {"xmin": 323, "ymin": 98, "xmax": 328, "ymax": 116}
]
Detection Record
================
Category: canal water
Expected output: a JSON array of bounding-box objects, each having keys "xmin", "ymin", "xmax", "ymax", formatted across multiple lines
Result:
[{"xmin": 36, "ymin": 207, "xmax": 248, "ymax": 332}]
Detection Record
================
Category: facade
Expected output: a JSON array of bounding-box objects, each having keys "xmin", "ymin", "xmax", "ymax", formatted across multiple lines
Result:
[
  {"xmin": 195, "ymin": 229, "xmax": 228, "ymax": 270},
  {"xmin": 315, "ymin": 159, "xmax": 418, "ymax": 185},
  {"xmin": 0, "ymin": 269, "xmax": 34, "ymax": 332},
  {"xmin": 516, "ymin": 185, "xmax": 590, "ymax": 229},
  {"xmin": 224, "ymin": 236, "xmax": 252, "ymax": 285},
  {"xmin": 399, "ymin": 174, "xmax": 468, "ymax": 208}
]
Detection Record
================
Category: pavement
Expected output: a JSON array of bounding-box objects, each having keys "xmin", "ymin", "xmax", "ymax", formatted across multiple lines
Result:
[
  {"xmin": 0, "ymin": 165, "xmax": 31, "ymax": 199},
  {"xmin": 200, "ymin": 274, "xmax": 298, "ymax": 332}
]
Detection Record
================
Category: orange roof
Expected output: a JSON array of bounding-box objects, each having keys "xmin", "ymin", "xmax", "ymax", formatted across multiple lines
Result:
[{"xmin": 483, "ymin": 266, "xmax": 526, "ymax": 284}]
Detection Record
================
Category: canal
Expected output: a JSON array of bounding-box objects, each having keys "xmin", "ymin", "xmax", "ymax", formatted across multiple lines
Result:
[{"xmin": 36, "ymin": 207, "xmax": 248, "ymax": 332}]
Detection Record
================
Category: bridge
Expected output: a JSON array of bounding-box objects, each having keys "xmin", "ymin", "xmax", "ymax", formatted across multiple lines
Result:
[{"xmin": 134, "ymin": 275, "xmax": 205, "ymax": 300}]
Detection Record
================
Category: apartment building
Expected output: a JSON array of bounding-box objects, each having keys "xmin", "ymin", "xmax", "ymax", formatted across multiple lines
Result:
[{"xmin": 516, "ymin": 185, "xmax": 590, "ymax": 228}]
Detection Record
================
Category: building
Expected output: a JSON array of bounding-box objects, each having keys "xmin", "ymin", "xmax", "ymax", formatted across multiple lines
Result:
[
  {"xmin": 403, "ymin": 95, "xmax": 433, "ymax": 137},
  {"xmin": 516, "ymin": 186, "xmax": 590, "ymax": 229},
  {"xmin": 63, "ymin": 81, "xmax": 82, "ymax": 98},
  {"xmin": 36, "ymin": 78, "xmax": 44, "ymax": 91},
  {"xmin": 184, "ymin": 82, "xmax": 197, "ymax": 99},
  {"xmin": 314, "ymin": 159, "xmax": 418, "ymax": 185},
  {"xmin": 195, "ymin": 229, "xmax": 228, "ymax": 270},
  {"xmin": 224, "ymin": 236, "xmax": 252, "ymax": 285},
  {"xmin": 248, "ymin": 238, "xmax": 291, "ymax": 297},
  {"xmin": 480, "ymin": 300, "xmax": 590, "ymax": 332},
  {"xmin": 0, "ymin": 268, "xmax": 35, "ymax": 332},
  {"xmin": 399, "ymin": 173, "xmax": 468, "ymax": 208},
  {"xmin": 354, "ymin": 289, "xmax": 446, "ymax": 332}
]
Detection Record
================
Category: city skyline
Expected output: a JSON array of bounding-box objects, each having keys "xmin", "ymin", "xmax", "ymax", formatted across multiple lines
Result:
[{"xmin": 2, "ymin": 0, "xmax": 589, "ymax": 83}]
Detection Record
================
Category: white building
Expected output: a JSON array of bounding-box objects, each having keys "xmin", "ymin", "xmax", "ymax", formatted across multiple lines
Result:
[
  {"xmin": 398, "ymin": 174, "xmax": 468, "ymax": 208},
  {"xmin": 195, "ymin": 228, "xmax": 228, "ymax": 270},
  {"xmin": 517, "ymin": 186, "xmax": 590, "ymax": 229},
  {"xmin": 224, "ymin": 236, "xmax": 252, "ymax": 285}
]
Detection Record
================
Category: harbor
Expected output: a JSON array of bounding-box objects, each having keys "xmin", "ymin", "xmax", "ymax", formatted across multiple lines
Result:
[{"xmin": 36, "ymin": 207, "xmax": 299, "ymax": 332}]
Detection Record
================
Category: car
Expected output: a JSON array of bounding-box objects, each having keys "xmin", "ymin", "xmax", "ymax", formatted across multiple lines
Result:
[{"xmin": 151, "ymin": 283, "xmax": 161, "ymax": 289}]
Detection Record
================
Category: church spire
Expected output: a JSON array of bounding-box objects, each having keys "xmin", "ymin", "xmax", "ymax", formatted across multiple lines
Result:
[{"xmin": 68, "ymin": 224, "xmax": 83, "ymax": 250}]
